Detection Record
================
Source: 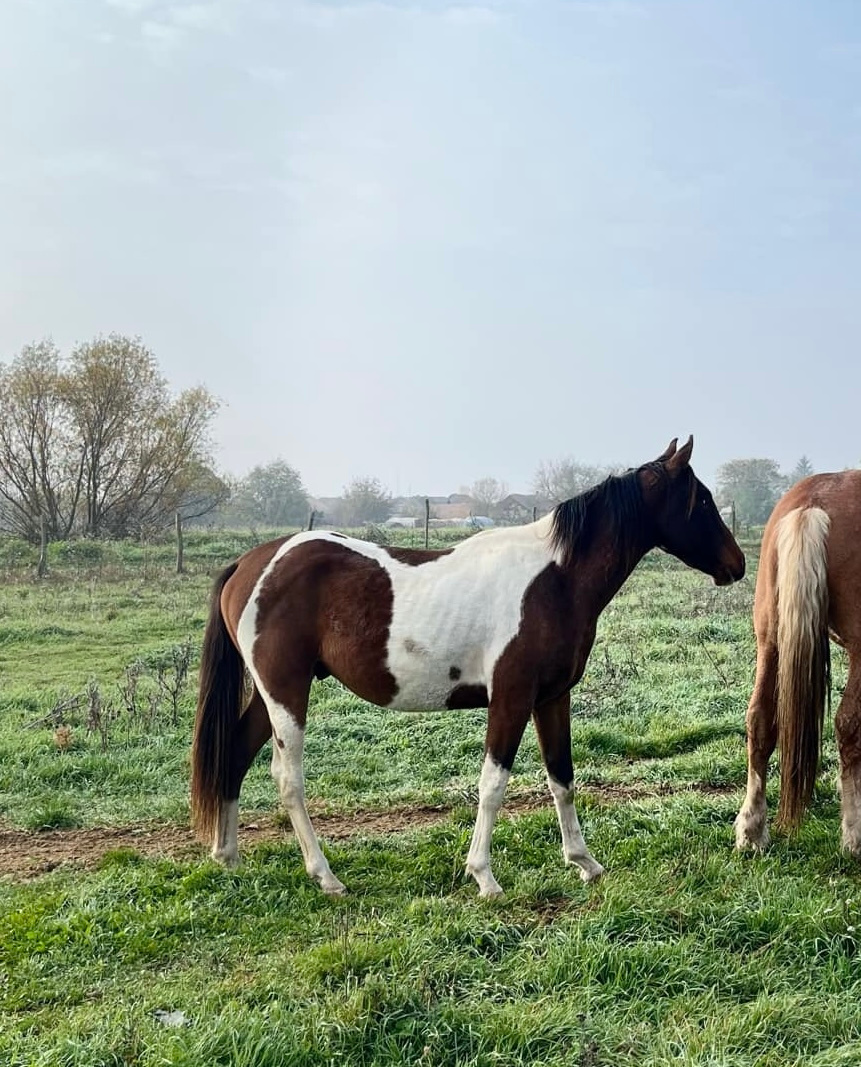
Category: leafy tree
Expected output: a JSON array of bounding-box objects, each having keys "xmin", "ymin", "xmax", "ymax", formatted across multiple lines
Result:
[
  {"xmin": 533, "ymin": 458, "xmax": 620, "ymax": 502},
  {"xmin": 715, "ymin": 458, "xmax": 787, "ymax": 526},
  {"xmin": 338, "ymin": 477, "xmax": 392, "ymax": 526},
  {"xmin": 789, "ymin": 455, "xmax": 815, "ymax": 484},
  {"xmin": 0, "ymin": 341, "xmax": 78, "ymax": 541},
  {"xmin": 0, "ymin": 334, "xmax": 221, "ymax": 540},
  {"xmin": 464, "ymin": 477, "xmax": 508, "ymax": 515},
  {"xmin": 230, "ymin": 460, "xmax": 309, "ymax": 527}
]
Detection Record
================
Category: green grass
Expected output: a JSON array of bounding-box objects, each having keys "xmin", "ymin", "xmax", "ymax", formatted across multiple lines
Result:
[
  {"xmin": 0, "ymin": 528, "xmax": 856, "ymax": 1065},
  {"xmin": 3, "ymin": 798, "xmax": 861, "ymax": 1066}
]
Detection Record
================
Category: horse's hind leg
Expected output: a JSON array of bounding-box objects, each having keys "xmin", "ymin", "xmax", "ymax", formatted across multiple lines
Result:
[
  {"xmin": 533, "ymin": 692, "xmax": 603, "ymax": 883},
  {"xmin": 212, "ymin": 689, "xmax": 271, "ymax": 866},
  {"xmin": 257, "ymin": 675, "xmax": 346, "ymax": 895},
  {"xmin": 836, "ymin": 651, "xmax": 861, "ymax": 856},
  {"xmin": 734, "ymin": 639, "xmax": 778, "ymax": 851}
]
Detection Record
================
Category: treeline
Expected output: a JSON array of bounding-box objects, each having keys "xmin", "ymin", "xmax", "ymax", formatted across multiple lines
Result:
[
  {"xmin": 0, "ymin": 336, "xmax": 402, "ymax": 541},
  {"xmin": 0, "ymin": 336, "xmax": 841, "ymax": 542},
  {"xmin": 713, "ymin": 456, "xmax": 816, "ymax": 526}
]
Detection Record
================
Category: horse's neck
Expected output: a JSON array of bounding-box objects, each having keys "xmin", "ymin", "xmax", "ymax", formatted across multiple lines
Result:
[{"xmin": 564, "ymin": 519, "xmax": 652, "ymax": 613}]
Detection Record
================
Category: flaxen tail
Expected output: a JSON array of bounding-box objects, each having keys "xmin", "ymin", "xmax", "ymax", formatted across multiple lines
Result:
[
  {"xmin": 775, "ymin": 507, "xmax": 831, "ymax": 830},
  {"xmin": 190, "ymin": 562, "xmax": 244, "ymax": 842}
]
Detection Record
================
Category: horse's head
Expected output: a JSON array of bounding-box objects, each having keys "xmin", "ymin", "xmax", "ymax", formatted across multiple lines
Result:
[{"xmin": 639, "ymin": 437, "xmax": 745, "ymax": 586}]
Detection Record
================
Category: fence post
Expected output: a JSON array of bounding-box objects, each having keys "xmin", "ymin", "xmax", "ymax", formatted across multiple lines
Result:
[
  {"xmin": 731, "ymin": 500, "xmax": 737, "ymax": 538},
  {"xmin": 424, "ymin": 498, "xmax": 430, "ymax": 549},
  {"xmin": 307, "ymin": 509, "xmax": 316, "ymax": 531},
  {"xmin": 532, "ymin": 505, "xmax": 538, "ymax": 523},
  {"xmin": 175, "ymin": 511, "xmax": 184, "ymax": 574},
  {"xmin": 37, "ymin": 515, "xmax": 48, "ymax": 578}
]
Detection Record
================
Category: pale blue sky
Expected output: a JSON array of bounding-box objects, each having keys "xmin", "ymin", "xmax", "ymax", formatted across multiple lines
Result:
[{"xmin": 2, "ymin": 0, "xmax": 859, "ymax": 496}]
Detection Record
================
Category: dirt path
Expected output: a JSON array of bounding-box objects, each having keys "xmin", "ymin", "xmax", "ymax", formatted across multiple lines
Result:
[{"xmin": 0, "ymin": 783, "xmax": 734, "ymax": 881}]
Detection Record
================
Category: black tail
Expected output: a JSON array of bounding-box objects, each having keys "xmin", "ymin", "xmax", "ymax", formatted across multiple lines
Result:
[{"xmin": 190, "ymin": 562, "xmax": 244, "ymax": 842}]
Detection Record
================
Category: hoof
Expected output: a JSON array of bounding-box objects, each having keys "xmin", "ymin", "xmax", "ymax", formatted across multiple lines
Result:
[
  {"xmin": 841, "ymin": 833, "xmax": 861, "ymax": 860},
  {"xmin": 578, "ymin": 862, "xmax": 605, "ymax": 884},
  {"xmin": 318, "ymin": 875, "xmax": 348, "ymax": 896},
  {"xmin": 734, "ymin": 812, "xmax": 770, "ymax": 853},
  {"xmin": 467, "ymin": 864, "xmax": 503, "ymax": 898},
  {"xmin": 212, "ymin": 849, "xmax": 241, "ymax": 869},
  {"xmin": 478, "ymin": 883, "xmax": 504, "ymax": 899}
]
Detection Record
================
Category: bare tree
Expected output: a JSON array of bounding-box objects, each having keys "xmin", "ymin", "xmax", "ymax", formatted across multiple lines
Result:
[
  {"xmin": 0, "ymin": 335, "xmax": 222, "ymax": 541},
  {"xmin": 62, "ymin": 337, "xmax": 220, "ymax": 537},
  {"xmin": 534, "ymin": 458, "xmax": 619, "ymax": 503},
  {"xmin": 0, "ymin": 341, "xmax": 81, "ymax": 540},
  {"xmin": 466, "ymin": 477, "xmax": 508, "ymax": 515}
]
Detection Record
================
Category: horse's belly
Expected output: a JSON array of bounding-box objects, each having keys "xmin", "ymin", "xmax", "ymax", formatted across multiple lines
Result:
[
  {"xmin": 386, "ymin": 644, "xmax": 486, "ymax": 712},
  {"xmin": 321, "ymin": 640, "xmax": 484, "ymax": 712}
]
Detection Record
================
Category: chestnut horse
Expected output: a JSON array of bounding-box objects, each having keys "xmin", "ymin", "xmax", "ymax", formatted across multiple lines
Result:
[
  {"xmin": 191, "ymin": 437, "xmax": 744, "ymax": 896},
  {"xmin": 735, "ymin": 470, "xmax": 861, "ymax": 854}
]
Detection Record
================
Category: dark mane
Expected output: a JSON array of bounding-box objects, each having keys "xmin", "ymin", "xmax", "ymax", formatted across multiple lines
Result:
[{"xmin": 549, "ymin": 466, "xmax": 655, "ymax": 567}]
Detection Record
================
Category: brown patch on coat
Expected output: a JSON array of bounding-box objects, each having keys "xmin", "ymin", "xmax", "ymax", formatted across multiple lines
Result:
[
  {"xmin": 446, "ymin": 684, "xmax": 489, "ymax": 709},
  {"xmin": 227, "ymin": 539, "xmax": 400, "ymax": 712},
  {"xmin": 383, "ymin": 546, "xmax": 454, "ymax": 566},
  {"xmin": 483, "ymin": 561, "xmax": 603, "ymax": 769}
]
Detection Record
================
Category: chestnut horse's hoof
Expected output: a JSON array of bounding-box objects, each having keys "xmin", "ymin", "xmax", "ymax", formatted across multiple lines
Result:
[{"xmin": 734, "ymin": 811, "xmax": 770, "ymax": 853}]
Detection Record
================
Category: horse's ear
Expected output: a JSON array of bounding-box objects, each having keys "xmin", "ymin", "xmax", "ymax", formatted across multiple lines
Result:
[
  {"xmin": 656, "ymin": 439, "xmax": 678, "ymax": 463},
  {"xmin": 665, "ymin": 435, "xmax": 693, "ymax": 476}
]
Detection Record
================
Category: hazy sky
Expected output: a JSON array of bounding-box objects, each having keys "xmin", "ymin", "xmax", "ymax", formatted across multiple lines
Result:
[{"xmin": 2, "ymin": 1, "xmax": 860, "ymax": 496}]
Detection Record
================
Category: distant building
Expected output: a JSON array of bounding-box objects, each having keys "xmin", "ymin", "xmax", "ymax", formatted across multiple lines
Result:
[{"xmin": 493, "ymin": 494, "xmax": 552, "ymax": 524}]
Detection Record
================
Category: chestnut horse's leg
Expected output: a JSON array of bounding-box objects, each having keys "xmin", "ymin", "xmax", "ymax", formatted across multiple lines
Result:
[
  {"xmin": 465, "ymin": 697, "xmax": 531, "ymax": 897},
  {"xmin": 734, "ymin": 637, "xmax": 778, "ymax": 851},
  {"xmin": 211, "ymin": 689, "xmax": 271, "ymax": 866},
  {"xmin": 836, "ymin": 650, "xmax": 861, "ymax": 856},
  {"xmin": 533, "ymin": 692, "xmax": 604, "ymax": 882}
]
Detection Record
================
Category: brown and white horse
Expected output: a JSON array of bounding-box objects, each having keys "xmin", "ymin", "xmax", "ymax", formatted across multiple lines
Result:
[
  {"xmin": 191, "ymin": 437, "xmax": 744, "ymax": 896},
  {"xmin": 735, "ymin": 471, "xmax": 861, "ymax": 855}
]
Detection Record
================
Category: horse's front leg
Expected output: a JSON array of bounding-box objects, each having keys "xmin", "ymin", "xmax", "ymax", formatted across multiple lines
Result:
[
  {"xmin": 533, "ymin": 691, "xmax": 604, "ymax": 883},
  {"xmin": 465, "ymin": 696, "xmax": 531, "ymax": 898}
]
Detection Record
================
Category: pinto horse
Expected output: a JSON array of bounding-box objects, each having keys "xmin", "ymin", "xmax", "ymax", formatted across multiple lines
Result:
[
  {"xmin": 191, "ymin": 437, "xmax": 744, "ymax": 896},
  {"xmin": 735, "ymin": 471, "xmax": 861, "ymax": 854}
]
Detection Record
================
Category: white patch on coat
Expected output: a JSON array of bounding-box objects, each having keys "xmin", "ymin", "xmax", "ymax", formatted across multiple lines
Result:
[
  {"xmin": 266, "ymin": 699, "xmax": 346, "ymax": 894},
  {"xmin": 465, "ymin": 754, "xmax": 510, "ymax": 896},
  {"xmin": 734, "ymin": 770, "xmax": 770, "ymax": 851},
  {"xmin": 841, "ymin": 771, "xmax": 861, "ymax": 857},
  {"xmin": 547, "ymin": 777, "xmax": 604, "ymax": 882},
  {"xmin": 237, "ymin": 517, "xmax": 559, "ymax": 712},
  {"xmin": 212, "ymin": 798, "xmax": 239, "ymax": 866}
]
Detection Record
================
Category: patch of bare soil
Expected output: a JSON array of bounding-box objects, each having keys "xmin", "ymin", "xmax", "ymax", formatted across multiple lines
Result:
[{"xmin": 0, "ymin": 783, "xmax": 734, "ymax": 881}]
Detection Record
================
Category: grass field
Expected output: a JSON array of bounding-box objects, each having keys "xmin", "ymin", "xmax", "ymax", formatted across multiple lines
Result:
[{"xmin": 1, "ymin": 528, "xmax": 858, "ymax": 1066}]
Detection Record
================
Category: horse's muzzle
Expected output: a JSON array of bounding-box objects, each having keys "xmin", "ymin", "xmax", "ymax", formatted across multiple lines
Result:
[{"xmin": 714, "ymin": 554, "xmax": 746, "ymax": 585}]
